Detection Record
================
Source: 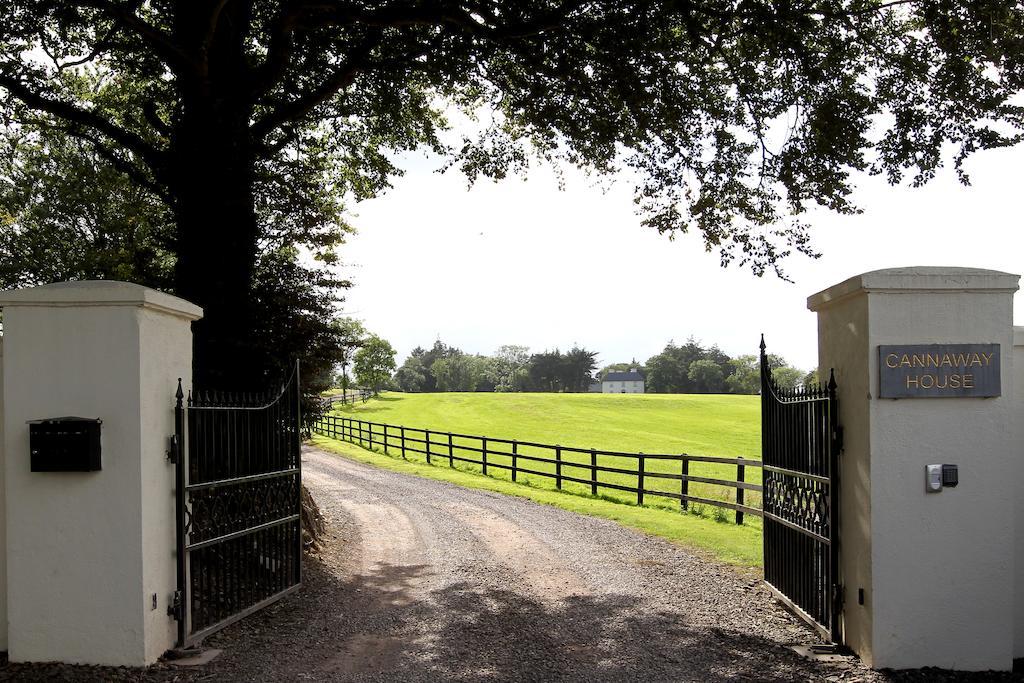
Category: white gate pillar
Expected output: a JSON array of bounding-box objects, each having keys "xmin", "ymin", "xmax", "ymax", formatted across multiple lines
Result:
[
  {"xmin": 0, "ymin": 338, "xmax": 6, "ymax": 652},
  {"xmin": 808, "ymin": 267, "xmax": 1018, "ymax": 671},
  {"xmin": 0, "ymin": 281, "xmax": 201, "ymax": 666}
]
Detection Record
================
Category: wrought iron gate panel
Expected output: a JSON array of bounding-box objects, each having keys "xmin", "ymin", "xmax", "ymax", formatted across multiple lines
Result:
[
  {"xmin": 760, "ymin": 338, "xmax": 841, "ymax": 644},
  {"xmin": 173, "ymin": 363, "xmax": 302, "ymax": 646}
]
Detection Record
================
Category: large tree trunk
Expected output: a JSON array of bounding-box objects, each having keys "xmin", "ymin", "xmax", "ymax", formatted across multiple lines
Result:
[
  {"xmin": 171, "ymin": 4, "xmax": 262, "ymax": 391},
  {"xmin": 171, "ymin": 112, "xmax": 259, "ymax": 390}
]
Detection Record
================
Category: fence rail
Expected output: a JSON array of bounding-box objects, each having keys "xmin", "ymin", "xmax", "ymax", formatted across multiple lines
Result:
[
  {"xmin": 320, "ymin": 389, "xmax": 373, "ymax": 409},
  {"xmin": 313, "ymin": 414, "xmax": 762, "ymax": 524}
]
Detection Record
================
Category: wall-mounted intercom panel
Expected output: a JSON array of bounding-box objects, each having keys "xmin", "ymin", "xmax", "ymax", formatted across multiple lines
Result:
[{"xmin": 925, "ymin": 463, "xmax": 958, "ymax": 493}]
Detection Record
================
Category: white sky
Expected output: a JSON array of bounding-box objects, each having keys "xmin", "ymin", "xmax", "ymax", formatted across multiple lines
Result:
[{"xmin": 337, "ymin": 143, "xmax": 1024, "ymax": 372}]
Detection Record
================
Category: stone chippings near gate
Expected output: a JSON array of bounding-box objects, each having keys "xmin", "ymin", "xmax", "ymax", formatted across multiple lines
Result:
[{"xmin": 302, "ymin": 484, "xmax": 327, "ymax": 550}]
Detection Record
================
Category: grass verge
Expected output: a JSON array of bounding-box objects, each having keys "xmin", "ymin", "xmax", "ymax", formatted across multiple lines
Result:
[{"xmin": 309, "ymin": 434, "xmax": 763, "ymax": 568}]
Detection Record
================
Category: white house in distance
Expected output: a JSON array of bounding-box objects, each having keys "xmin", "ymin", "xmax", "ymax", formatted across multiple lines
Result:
[{"xmin": 602, "ymin": 368, "xmax": 645, "ymax": 393}]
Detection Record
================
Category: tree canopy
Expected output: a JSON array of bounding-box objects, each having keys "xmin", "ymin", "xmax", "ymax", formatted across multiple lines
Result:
[
  {"xmin": 354, "ymin": 334, "xmax": 397, "ymax": 394},
  {"xmin": 385, "ymin": 335, "xmax": 812, "ymax": 394},
  {"xmin": 2, "ymin": 1, "xmax": 1021, "ymax": 385},
  {"xmin": 643, "ymin": 339, "xmax": 804, "ymax": 393}
]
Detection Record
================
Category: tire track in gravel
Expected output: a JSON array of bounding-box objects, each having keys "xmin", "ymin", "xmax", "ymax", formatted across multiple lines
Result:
[
  {"xmin": 302, "ymin": 461, "xmax": 439, "ymax": 678},
  {"xmin": 297, "ymin": 447, "xmax": 890, "ymax": 682},
  {"xmin": 306, "ymin": 468, "xmax": 428, "ymax": 602},
  {"xmin": 449, "ymin": 501, "xmax": 591, "ymax": 601}
]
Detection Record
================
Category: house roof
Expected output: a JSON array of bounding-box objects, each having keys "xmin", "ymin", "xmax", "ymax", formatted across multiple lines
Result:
[{"xmin": 605, "ymin": 371, "xmax": 643, "ymax": 382}]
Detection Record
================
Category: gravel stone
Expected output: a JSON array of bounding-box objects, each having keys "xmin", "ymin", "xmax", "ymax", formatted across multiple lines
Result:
[{"xmin": 1, "ymin": 445, "xmax": 1020, "ymax": 681}]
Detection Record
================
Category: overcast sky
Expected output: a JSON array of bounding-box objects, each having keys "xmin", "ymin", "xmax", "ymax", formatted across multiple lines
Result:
[{"xmin": 336, "ymin": 142, "xmax": 1024, "ymax": 373}]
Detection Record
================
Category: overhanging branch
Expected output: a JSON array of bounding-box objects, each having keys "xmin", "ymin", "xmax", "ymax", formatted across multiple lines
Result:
[
  {"xmin": 251, "ymin": 0, "xmax": 588, "ymax": 97},
  {"xmin": 72, "ymin": 0, "xmax": 201, "ymax": 76},
  {"xmin": 0, "ymin": 75, "xmax": 166, "ymax": 176},
  {"xmin": 71, "ymin": 130, "xmax": 172, "ymax": 204},
  {"xmin": 250, "ymin": 31, "xmax": 382, "ymax": 140},
  {"xmin": 298, "ymin": 0, "xmax": 585, "ymax": 38}
]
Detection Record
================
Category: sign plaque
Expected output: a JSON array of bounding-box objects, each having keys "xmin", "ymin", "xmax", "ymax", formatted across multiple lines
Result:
[{"xmin": 878, "ymin": 344, "xmax": 1000, "ymax": 398}]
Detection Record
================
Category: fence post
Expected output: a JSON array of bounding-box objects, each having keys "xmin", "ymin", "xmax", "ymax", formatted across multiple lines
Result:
[
  {"xmin": 637, "ymin": 454, "xmax": 645, "ymax": 506},
  {"xmin": 736, "ymin": 458, "xmax": 745, "ymax": 525},
  {"xmin": 400, "ymin": 426, "xmax": 407, "ymax": 459},
  {"xmin": 481, "ymin": 437, "xmax": 488, "ymax": 475},
  {"xmin": 555, "ymin": 446, "xmax": 562, "ymax": 490},
  {"xmin": 680, "ymin": 457, "xmax": 689, "ymax": 510},
  {"xmin": 448, "ymin": 432, "xmax": 454, "ymax": 467},
  {"xmin": 512, "ymin": 441, "xmax": 518, "ymax": 482},
  {"xmin": 383, "ymin": 424, "xmax": 389, "ymax": 455},
  {"xmin": 425, "ymin": 429, "xmax": 431, "ymax": 464},
  {"xmin": 359, "ymin": 420, "xmax": 364, "ymax": 447},
  {"xmin": 590, "ymin": 449, "xmax": 598, "ymax": 495}
]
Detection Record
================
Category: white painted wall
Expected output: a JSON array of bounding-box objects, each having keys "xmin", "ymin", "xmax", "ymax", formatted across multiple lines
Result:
[
  {"xmin": 1014, "ymin": 326, "xmax": 1024, "ymax": 660},
  {"xmin": 0, "ymin": 282, "xmax": 200, "ymax": 666},
  {"xmin": 810, "ymin": 267, "xmax": 1019, "ymax": 671},
  {"xmin": 813, "ymin": 290, "xmax": 872, "ymax": 661},
  {"xmin": 601, "ymin": 380, "xmax": 645, "ymax": 393},
  {"xmin": 0, "ymin": 338, "xmax": 6, "ymax": 652},
  {"xmin": 138, "ymin": 307, "xmax": 195, "ymax": 662}
]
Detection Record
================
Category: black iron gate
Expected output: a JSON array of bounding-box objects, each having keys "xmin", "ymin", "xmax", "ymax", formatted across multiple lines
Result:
[
  {"xmin": 760, "ymin": 338, "xmax": 842, "ymax": 644},
  {"xmin": 171, "ymin": 363, "xmax": 302, "ymax": 646}
]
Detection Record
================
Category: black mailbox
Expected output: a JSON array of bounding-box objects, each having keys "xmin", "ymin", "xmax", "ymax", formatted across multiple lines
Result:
[{"xmin": 28, "ymin": 417, "xmax": 102, "ymax": 472}]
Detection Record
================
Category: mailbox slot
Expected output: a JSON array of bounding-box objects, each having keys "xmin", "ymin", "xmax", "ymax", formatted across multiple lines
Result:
[{"xmin": 28, "ymin": 417, "xmax": 102, "ymax": 472}]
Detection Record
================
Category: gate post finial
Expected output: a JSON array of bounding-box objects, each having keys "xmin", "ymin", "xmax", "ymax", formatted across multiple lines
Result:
[
  {"xmin": 759, "ymin": 333, "xmax": 766, "ymax": 353},
  {"xmin": 175, "ymin": 378, "xmax": 184, "ymax": 407},
  {"xmin": 827, "ymin": 368, "xmax": 837, "ymax": 392}
]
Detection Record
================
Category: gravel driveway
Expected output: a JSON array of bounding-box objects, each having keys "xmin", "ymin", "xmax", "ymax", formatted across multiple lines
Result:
[
  {"xmin": 2, "ymin": 446, "xmax": 1015, "ymax": 681},
  {"xmin": 221, "ymin": 446, "xmax": 879, "ymax": 682}
]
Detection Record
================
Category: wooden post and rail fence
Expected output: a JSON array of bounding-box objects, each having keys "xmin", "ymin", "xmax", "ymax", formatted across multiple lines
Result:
[
  {"xmin": 319, "ymin": 389, "xmax": 373, "ymax": 409},
  {"xmin": 312, "ymin": 414, "xmax": 763, "ymax": 525}
]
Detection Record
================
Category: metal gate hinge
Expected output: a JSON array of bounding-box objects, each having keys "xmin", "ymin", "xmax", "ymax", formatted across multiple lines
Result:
[
  {"xmin": 168, "ymin": 590, "xmax": 183, "ymax": 620},
  {"xmin": 167, "ymin": 434, "xmax": 180, "ymax": 464}
]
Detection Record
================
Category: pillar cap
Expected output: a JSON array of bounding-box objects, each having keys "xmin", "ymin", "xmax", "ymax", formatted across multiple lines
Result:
[
  {"xmin": 0, "ymin": 281, "xmax": 203, "ymax": 321},
  {"xmin": 808, "ymin": 267, "xmax": 1020, "ymax": 312}
]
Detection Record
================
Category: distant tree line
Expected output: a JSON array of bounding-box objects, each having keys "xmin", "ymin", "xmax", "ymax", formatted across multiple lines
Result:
[
  {"xmin": 640, "ymin": 338, "xmax": 812, "ymax": 394},
  {"xmin": 387, "ymin": 337, "xmax": 812, "ymax": 395},
  {"xmin": 392, "ymin": 341, "xmax": 598, "ymax": 393}
]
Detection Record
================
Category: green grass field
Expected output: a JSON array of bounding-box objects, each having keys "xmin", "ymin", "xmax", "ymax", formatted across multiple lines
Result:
[
  {"xmin": 335, "ymin": 392, "xmax": 760, "ymax": 456},
  {"xmin": 315, "ymin": 391, "xmax": 765, "ymax": 565}
]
